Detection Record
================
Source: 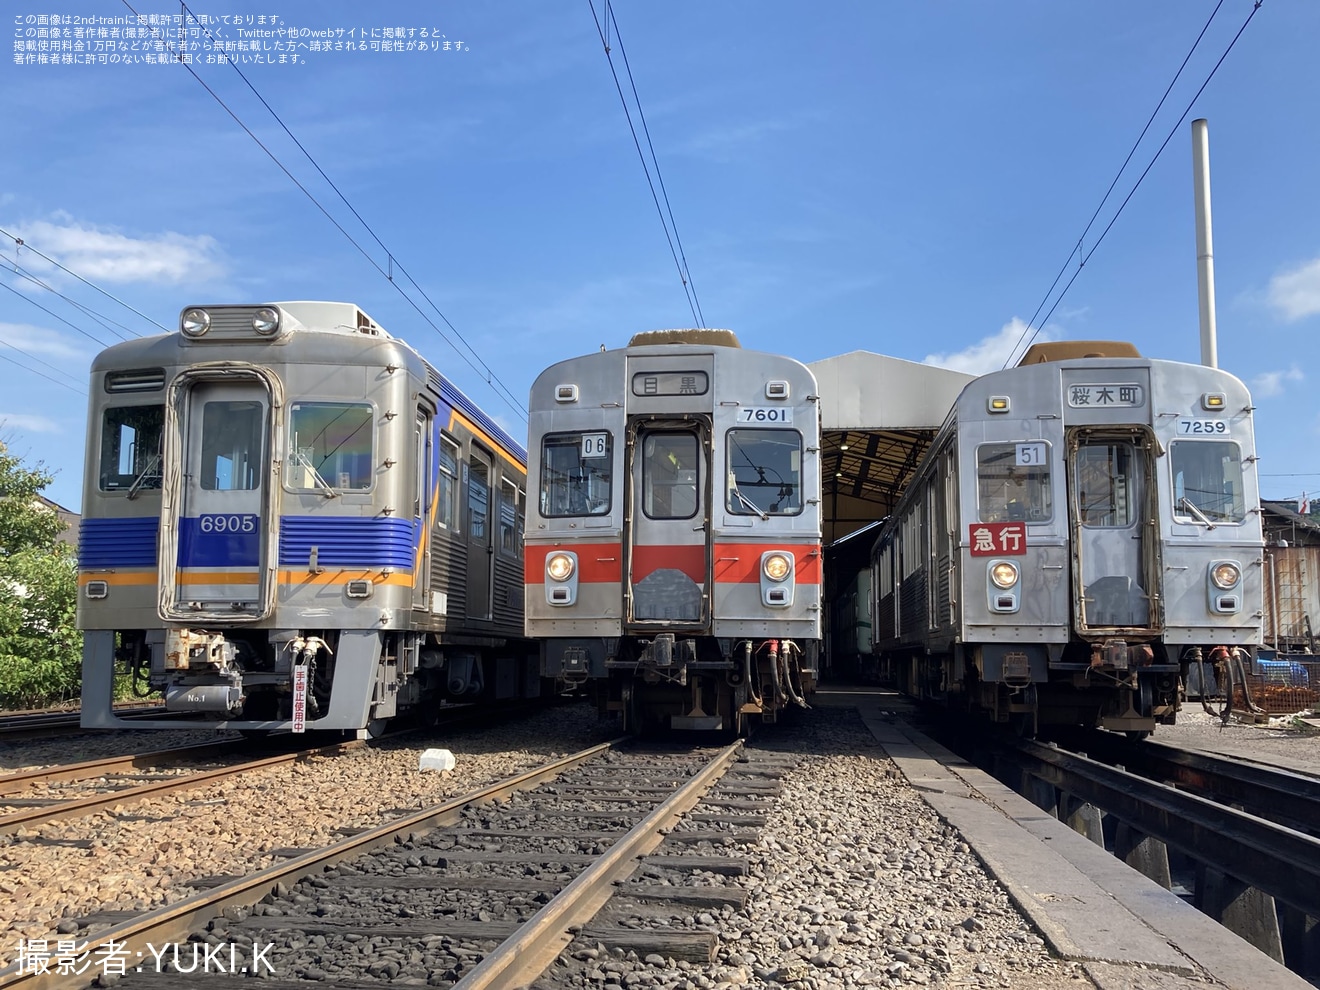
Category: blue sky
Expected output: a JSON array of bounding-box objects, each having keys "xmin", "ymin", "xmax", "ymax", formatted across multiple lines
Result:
[{"xmin": 2, "ymin": 0, "xmax": 1318, "ymax": 512}]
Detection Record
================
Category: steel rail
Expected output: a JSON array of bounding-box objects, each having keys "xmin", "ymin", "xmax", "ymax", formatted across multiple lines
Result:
[
  {"xmin": 1057, "ymin": 730, "xmax": 1320, "ymax": 836},
  {"xmin": 0, "ymin": 740, "xmax": 239, "ymax": 797},
  {"xmin": 452, "ymin": 740, "xmax": 744, "ymax": 990},
  {"xmin": 0, "ymin": 739, "xmax": 363, "ymax": 834},
  {"xmin": 1014, "ymin": 739, "xmax": 1320, "ymax": 919},
  {"xmin": 0, "ymin": 739, "xmax": 620, "ymax": 990}
]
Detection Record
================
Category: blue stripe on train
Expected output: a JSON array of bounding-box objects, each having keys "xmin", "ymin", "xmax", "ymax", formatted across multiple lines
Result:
[
  {"xmin": 278, "ymin": 516, "xmax": 416, "ymax": 569},
  {"xmin": 79, "ymin": 517, "xmax": 159, "ymax": 567},
  {"xmin": 178, "ymin": 518, "xmax": 260, "ymax": 568}
]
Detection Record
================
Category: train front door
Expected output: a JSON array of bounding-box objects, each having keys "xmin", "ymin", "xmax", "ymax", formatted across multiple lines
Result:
[
  {"xmin": 171, "ymin": 381, "xmax": 270, "ymax": 615},
  {"xmin": 624, "ymin": 420, "xmax": 711, "ymax": 628},
  {"xmin": 1068, "ymin": 432, "xmax": 1159, "ymax": 633}
]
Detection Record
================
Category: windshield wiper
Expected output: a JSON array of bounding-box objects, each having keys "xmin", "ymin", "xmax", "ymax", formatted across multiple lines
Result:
[
  {"xmin": 1178, "ymin": 495, "xmax": 1217, "ymax": 530},
  {"xmin": 125, "ymin": 454, "xmax": 160, "ymax": 501},
  {"xmin": 731, "ymin": 485, "xmax": 769, "ymax": 520},
  {"xmin": 293, "ymin": 449, "xmax": 339, "ymax": 498}
]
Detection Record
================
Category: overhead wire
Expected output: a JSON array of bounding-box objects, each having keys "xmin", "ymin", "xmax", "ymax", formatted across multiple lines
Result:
[
  {"xmin": 0, "ymin": 224, "xmax": 168, "ymax": 336},
  {"xmin": 120, "ymin": 0, "xmax": 529, "ymax": 420},
  {"xmin": 0, "ymin": 255, "xmax": 137, "ymax": 344},
  {"xmin": 1003, "ymin": 0, "xmax": 1263, "ymax": 368},
  {"xmin": 587, "ymin": 0, "xmax": 705, "ymax": 328}
]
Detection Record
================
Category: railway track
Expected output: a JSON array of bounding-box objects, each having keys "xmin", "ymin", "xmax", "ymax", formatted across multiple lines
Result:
[
  {"xmin": 0, "ymin": 706, "xmax": 172, "ymax": 741},
  {"xmin": 0, "ymin": 738, "xmax": 363, "ymax": 834},
  {"xmin": 0, "ymin": 738, "xmax": 790, "ymax": 990}
]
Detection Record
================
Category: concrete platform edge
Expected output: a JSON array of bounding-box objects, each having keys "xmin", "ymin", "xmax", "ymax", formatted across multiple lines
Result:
[{"xmin": 857, "ymin": 708, "xmax": 1314, "ymax": 990}]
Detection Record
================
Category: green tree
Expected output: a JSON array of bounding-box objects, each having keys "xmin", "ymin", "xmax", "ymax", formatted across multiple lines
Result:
[{"xmin": 0, "ymin": 442, "xmax": 82, "ymax": 708}]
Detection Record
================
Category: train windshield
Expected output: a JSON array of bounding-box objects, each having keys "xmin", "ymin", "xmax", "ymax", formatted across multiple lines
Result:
[
  {"xmin": 99, "ymin": 405, "xmax": 164, "ymax": 492},
  {"xmin": 726, "ymin": 429, "xmax": 803, "ymax": 516},
  {"xmin": 288, "ymin": 402, "xmax": 374, "ymax": 491},
  {"xmin": 976, "ymin": 442, "xmax": 1052, "ymax": 522},
  {"xmin": 1171, "ymin": 440, "xmax": 1246, "ymax": 524},
  {"xmin": 540, "ymin": 432, "xmax": 612, "ymax": 516}
]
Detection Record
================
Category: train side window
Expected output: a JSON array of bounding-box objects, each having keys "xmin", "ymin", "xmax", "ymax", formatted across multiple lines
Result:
[
  {"xmin": 1171, "ymin": 440, "xmax": 1245, "ymax": 524},
  {"xmin": 540, "ymin": 432, "xmax": 612, "ymax": 517},
  {"xmin": 99, "ymin": 405, "xmax": 164, "ymax": 492},
  {"xmin": 288, "ymin": 402, "xmax": 374, "ymax": 491},
  {"xmin": 726, "ymin": 429, "xmax": 803, "ymax": 515},
  {"xmin": 438, "ymin": 434, "xmax": 460, "ymax": 530},
  {"xmin": 498, "ymin": 478, "xmax": 519, "ymax": 556},
  {"xmin": 976, "ymin": 442, "xmax": 1052, "ymax": 523},
  {"xmin": 200, "ymin": 400, "xmax": 264, "ymax": 491},
  {"xmin": 643, "ymin": 432, "xmax": 699, "ymax": 520}
]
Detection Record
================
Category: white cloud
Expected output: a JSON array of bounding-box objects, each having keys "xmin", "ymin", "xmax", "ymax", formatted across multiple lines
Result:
[
  {"xmin": 1251, "ymin": 364, "xmax": 1304, "ymax": 398},
  {"xmin": 0, "ymin": 413, "xmax": 62, "ymax": 434},
  {"xmin": 922, "ymin": 318, "xmax": 1055, "ymax": 375},
  {"xmin": 0, "ymin": 322, "xmax": 88, "ymax": 361},
  {"xmin": 1266, "ymin": 257, "xmax": 1320, "ymax": 321},
  {"xmin": 9, "ymin": 216, "xmax": 223, "ymax": 284}
]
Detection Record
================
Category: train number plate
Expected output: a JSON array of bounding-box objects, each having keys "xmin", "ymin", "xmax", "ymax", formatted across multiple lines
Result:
[
  {"xmin": 198, "ymin": 513, "xmax": 258, "ymax": 533},
  {"xmin": 737, "ymin": 407, "xmax": 793, "ymax": 424},
  {"xmin": 1175, "ymin": 418, "xmax": 1228, "ymax": 436}
]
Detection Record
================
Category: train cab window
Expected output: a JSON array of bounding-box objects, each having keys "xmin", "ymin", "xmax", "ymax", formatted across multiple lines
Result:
[
  {"xmin": 1074, "ymin": 442, "xmax": 1136, "ymax": 528},
  {"xmin": 201, "ymin": 401, "xmax": 264, "ymax": 491},
  {"xmin": 643, "ymin": 432, "xmax": 699, "ymax": 520},
  {"xmin": 1171, "ymin": 440, "xmax": 1246, "ymax": 524},
  {"xmin": 976, "ymin": 442, "xmax": 1052, "ymax": 523},
  {"xmin": 99, "ymin": 405, "xmax": 164, "ymax": 492},
  {"xmin": 288, "ymin": 402, "xmax": 374, "ymax": 492},
  {"xmin": 540, "ymin": 432, "xmax": 612, "ymax": 517},
  {"xmin": 726, "ymin": 429, "xmax": 803, "ymax": 516},
  {"xmin": 438, "ymin": 435, "xmax": 460, "ymax": 530}
]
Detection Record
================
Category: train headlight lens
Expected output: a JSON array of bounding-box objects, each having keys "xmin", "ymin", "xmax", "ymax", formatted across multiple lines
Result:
[
  {"xmin": 181, "ymin": 308, "xmax": 211, "ymax": 337},
  {"xmin": 1211, "ymin": 562, "xmax": 1240, "ymax": 589},
  {"xmin": 546, "ymin": 553, "xmax": 575, "ymax": 581},
  {"xmin": 990, "ymin": 561, "xmax": 1019, "ymax": 589},
  {"xmin": 763, "ymin": 553, "xmax": 791, "ymax": 581},
  {"xmin": 252, "ymin": 307, "xmax": 280, "ymax": 335}
]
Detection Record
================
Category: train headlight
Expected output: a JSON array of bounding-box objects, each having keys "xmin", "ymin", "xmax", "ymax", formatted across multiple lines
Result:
[
  {"xmin": 181, "ymin": 308, "xmax": 211, "ymax": 337},
  {"xmin": 546, "ymin": 553, "xmax": 575, "ymax": 582},
  {"xmin": 763, "ymin": 553, "xmax": 791, "ymax": 581},
  {"xmin": 252, "ymin": 307, "xmax": 280, "ymax": 335},
  {"xmin": 1211, "ymin": 561, "xmax": 1241, "ymax": 589},
  {"xmin": 990, "ymin": 561, "xmax": 1019, "ymax": 589}
]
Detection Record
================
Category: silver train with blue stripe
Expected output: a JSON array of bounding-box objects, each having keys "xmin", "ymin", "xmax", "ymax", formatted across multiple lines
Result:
[
  {"xmin": 78, "ymin": 301, "xmax": 539, "ymax": 735},
  {"xmin": 869, "ymin": 342, "xmax": 1264, "ymax": 737}
]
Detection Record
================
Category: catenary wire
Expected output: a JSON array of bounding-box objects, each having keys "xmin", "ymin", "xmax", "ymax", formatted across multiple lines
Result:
[
  {"xmin": 173, "ymin": 1, "xmax": 526, "ymax": 418},
  {"xmin": 0, "ymin": 224, "xmax": 169, "ymax": 335},
  {"xmin": 606, "ymin": 2, "xmax": 705, "ymax": 327},
  {"xmin": 1003, "ymin": 0, "xmax": 1260, "ymax": 368},
  {"xmin": 1, "ymin": 254, "xmax": 138, "ymax": 343},
  {"xmin": 0, "ymin": 273, "xmax": 131, "ymax": 351},
  {"xmin": 121, "ymin": 0, "xmax": 529, "ymax": 420},
  {"xmin": 587, "ymin": 0, "xmax": 703, "ymax": 328}
]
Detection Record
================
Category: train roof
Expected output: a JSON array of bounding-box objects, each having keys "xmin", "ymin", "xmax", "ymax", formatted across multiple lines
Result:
[
  {"xmin": 627, "ymin": 328, "xmax": 742, "ymax": 348},
  {"xmin": 1017, "ymin": 340, "xmax": 1141, "ymax": 364}
]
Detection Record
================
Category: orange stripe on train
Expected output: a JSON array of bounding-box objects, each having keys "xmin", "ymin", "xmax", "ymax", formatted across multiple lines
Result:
[{"xmin": 525, "ymin": 543, "xmax": 821, "ymax": 584}]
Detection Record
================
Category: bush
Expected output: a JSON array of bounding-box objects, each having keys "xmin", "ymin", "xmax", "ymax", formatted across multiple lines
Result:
[{"xmin": 0, "ymin": 443, "xmax": 82, "ymax": 709}]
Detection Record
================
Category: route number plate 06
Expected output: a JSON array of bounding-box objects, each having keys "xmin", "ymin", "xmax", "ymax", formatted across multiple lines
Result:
[
  {"xmin": 737, "ymin": 407, "xmax": 793, "ymax": 424},
  {"xmin": 1175, "ymin": 418, "xmax": 1228, "ymax": 436}
]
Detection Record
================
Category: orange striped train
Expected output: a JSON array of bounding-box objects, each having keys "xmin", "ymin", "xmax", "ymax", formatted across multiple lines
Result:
[
  {"xmin": 78, "ymin": 301, "xmax": 540, "ymax": 735},
  {"xmin": 526, "ymin": 330, "xmax": 821, "ymax": 734}
]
